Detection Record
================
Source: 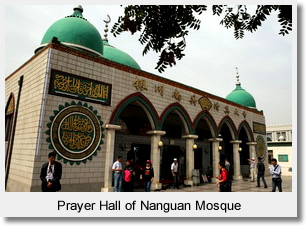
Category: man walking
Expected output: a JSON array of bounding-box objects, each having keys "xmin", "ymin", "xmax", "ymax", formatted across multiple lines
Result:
[
  {"xmin": 270, "ymin": 158, "xmax": 282, "ymax": 192},
  {"xmin": 112, "ymin": 156, "xmax": 123, "ymax": 192},
  {"xmin": 256, "ymin": 157, "xmax": 267, "ymax": 188},
  {"xmin": 171, "ymin": 158, "xmax": 179, "ymax": 189},
  {"xmin": 40, "ymin": 152, "xmax": 62, "ymax": 192}
]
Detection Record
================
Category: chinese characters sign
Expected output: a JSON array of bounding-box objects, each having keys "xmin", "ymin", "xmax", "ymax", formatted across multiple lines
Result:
[{"xmin": 49, "ymin": 69, "xmax": 112, "ymax": 105}]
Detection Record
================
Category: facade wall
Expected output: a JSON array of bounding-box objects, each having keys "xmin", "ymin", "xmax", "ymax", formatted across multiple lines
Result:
[
  {"xmin": 5, "ymin": 44, "xmax": 268, "ymax": 191},
  {"xmin": 5, "ymin": 49, "xmax": 49, "ymax": 191}
]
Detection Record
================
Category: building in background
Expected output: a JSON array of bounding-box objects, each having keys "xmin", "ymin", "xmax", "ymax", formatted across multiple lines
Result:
[{"xmin": 266, "ymin": 124, "xmax": 292, "ymax": 176}]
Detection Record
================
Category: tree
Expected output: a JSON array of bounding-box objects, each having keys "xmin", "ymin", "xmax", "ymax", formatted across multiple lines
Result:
[{"xmin": 111, "ymin": 5, "xmax": 292, "ymax": 73}]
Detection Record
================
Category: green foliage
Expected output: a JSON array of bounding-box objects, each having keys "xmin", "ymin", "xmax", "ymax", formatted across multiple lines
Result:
[{"xmin": 112, "ymin": 5, "xmax": 292, "ymax": 73}]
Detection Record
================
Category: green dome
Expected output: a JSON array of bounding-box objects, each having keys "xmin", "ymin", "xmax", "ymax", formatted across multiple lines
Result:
[
  {"xmin": 226, "ymin": 84, "xmax": 256, "ymax": 108},
  {"xmin": 103, "ymin": 40, "xmax": 141, "ymax": 70},
  {"xmin": 36, "ymin": 6, "xmax": 103, "ymax": 56}
]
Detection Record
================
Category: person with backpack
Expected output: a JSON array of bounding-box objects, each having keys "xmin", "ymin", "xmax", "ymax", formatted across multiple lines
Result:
[
  {"xmin": 215, "ymin": 162, "xmax": 232, "ymax": 192},
  {"xmin": 270, "ymin": 158, "xmax": 282, "ymax": 192},
  {"xmin": 256, "ymin": 156, "xmax": 268, "ymax": 188},
  {"xmin": 123, "ymin": 160, "xmax": 134, "ymax": 192},
  {"xmin": 140, "ymin": 160, "xmax": 154, "ymax": 192}
]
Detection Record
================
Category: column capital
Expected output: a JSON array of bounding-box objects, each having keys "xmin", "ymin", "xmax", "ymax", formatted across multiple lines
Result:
[
  {"xmin": 208, "ymin": 138, "xmax": 223, "ymax": 142},
  {"xmin": 147, "ymin": 130, "xmax": 166, "ymax": 136},
  {"xmin": 230, "ymin": 140, "xmax": 242, "ymax": 144},
  {"xmin": 246, "ymin": 142, "xmax": 257, "ymax": 145},
  {"xmin": 104, "ymin": 124, "xmax": 121, "ymax": 130},
  {"xmin": 182, "ymin": 134, "xmax": 198, "ymax": 139}
]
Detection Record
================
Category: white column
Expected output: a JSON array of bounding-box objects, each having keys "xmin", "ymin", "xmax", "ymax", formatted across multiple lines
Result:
[
  {"xmin": 231, "ymin": 140, "xmax": 242, "ymax": 180},
  {"xmin": 147, "ymin": 130, "xmax": 166, "ymax": 191},
  {"xmin": 247, "ymin": 142, "xmax": 257, "ymax": 159},
  {"xmin": 208, "ymin": 138, "xmax": 223, "ymax": 183},
  {"xmin": 182, "ymin": 134, "xmax": 198, "ymax": 186},
  {"xmin": 101, "ymin": 124, "xmax": 121, "ymax": 192},
  {"xmin": 247, "ymin": 142, "xmax": 258, "ymax": 177}
]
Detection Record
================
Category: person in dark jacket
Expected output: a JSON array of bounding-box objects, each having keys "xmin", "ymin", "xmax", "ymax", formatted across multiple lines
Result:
[
  {"xmin": 40, "ymin": 152, "xmax": 62, "ymax": 192},
  {"xmin": 140, "ymin": 160, "xmax": 154, "ymax": 192},
  {"xmin": 256, "ymin": 156, "xmax": 267, "ymax": 188}
]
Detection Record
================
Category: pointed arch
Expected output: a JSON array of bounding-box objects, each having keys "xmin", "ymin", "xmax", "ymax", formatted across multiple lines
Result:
[
  {"xmin": 238, "ymin": 120, "xmax": 254, "ymax": 142},
  {"xmin": 193, "ymin": 110, "xmax": 218, "ymax": 138},
  {"xmin": 218, "ymin": 116, "xmax": 237, "ymax": 140},
  {"xmin": 5, "ymin": 93, "xmax": 15, "ymax": 168},
  {"xmin": 159, "ymin": 102, "xmax": 193, "ymax": 134},
  {"xmin": 109, "ymin": 92, "xmax": 159, "ymax": 130}
]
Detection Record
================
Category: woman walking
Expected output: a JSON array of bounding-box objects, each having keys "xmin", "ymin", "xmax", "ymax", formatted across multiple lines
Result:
[
  {"xmin": 216, "ymin": 162, "xmax": 232, "ymax": 192},
  {"xmin": 140, "ymin": 160, "xmax": 154, "ymax": 192}
]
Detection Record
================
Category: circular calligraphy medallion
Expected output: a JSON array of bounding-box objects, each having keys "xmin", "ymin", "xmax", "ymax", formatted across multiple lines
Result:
[{"xmin": 46, "ymin": 101, "xmax": 104, "ymax": 165}]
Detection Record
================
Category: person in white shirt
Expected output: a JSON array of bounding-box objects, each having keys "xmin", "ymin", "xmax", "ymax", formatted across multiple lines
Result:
[
  {"xmin": 248, "ymin": 158, "xmax": 256, "ymax": 182},
  {"xmin": 112, "ymin": 156, "xmax": 123, "ymax": 192},
  {"xmin": 171, "ymin": 158, "xmax": 179, "ymax": 189},
  {"xmin": 270, "ymin": 158, "xmax": 282, "ymax": 192}
]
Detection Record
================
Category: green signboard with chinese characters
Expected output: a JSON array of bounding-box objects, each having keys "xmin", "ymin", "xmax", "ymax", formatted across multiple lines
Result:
[
  {"xmin": 49, "ymin": 69, "xmax": 112, "ymax": 105},
  {"xmin": 278, "ymin": 155, "xmax": 289, "ymax": 162},
  {"xmin": 46, "ymin": 101, "xmax": 104, "ymax": 165}
]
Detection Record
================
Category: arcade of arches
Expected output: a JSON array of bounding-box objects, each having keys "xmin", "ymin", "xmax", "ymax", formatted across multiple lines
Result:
[{"xmin": 102, "ymin": 98, "xmax": 257, "ymax": 191}]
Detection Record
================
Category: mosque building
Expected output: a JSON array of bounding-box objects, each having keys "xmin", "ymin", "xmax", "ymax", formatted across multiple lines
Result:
[{"xmin": 5, "ymin": 6, "xmax": 268, "ymax": 192}]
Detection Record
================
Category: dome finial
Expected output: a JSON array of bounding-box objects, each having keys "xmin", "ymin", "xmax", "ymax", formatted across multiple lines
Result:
[
  {"xmin": 103, "ymin": 15, "xmax": 111, "ymax": 41},
  {"xmin": 73, "ymin": 5, "xmax": 83, "ymax": 13},
  {"xmin": 236, "ymin": 67, "xmax": 241, "ymax": 86},
  {"xmin": 71, "ymin": 5, "xmax": 84, "ymax": 19}
]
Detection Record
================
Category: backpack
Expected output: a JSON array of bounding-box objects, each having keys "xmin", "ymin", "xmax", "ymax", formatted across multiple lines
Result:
[{"xmin": 124, "ymin": 169, "xmax": 132, "ymax": 182}]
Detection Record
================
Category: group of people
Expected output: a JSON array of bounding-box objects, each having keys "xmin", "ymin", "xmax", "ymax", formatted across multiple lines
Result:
[
  {"xmin": 112, "ymin": 156, "xmax": 154, "ymax": 192},
  {"xmin": 216, "ymin": 157, "xmax": 282, "ymax": 192},
  {"xmin": 39, "ymin": 152, "xmax": 283, "ymax": 193},
  {"xmin": 112, "ymin": 156, "xmax": 180, "ymax": 192}
]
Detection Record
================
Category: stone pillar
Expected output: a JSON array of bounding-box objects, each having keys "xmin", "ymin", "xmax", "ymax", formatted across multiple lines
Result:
[
  {"xmin": 101, "ymin": 124, "xmax": 121, "ymax": 192},
  {"xmin": 247, "ymin": 142, "xmax": 258, "ymax": 177},
  {"xmin": 208, "ymin": 138, "xmax": 223, "ymax": 183},
  {"xmin": 247, "ymin": 142, "xmax": 257, "ymax": 159},
  {"xmin": 182, "ymin": 134, "xmax": 198, "ymax": 186},
  {"xmin": 147, "ymin": 130, "xmax": 166, "ymax": 191},
  {"xmin": 231, "ymin": 140, "xmax": 242, "ymax": 180}
]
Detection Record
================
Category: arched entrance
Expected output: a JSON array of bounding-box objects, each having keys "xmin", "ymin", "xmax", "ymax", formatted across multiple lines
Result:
[
  {"xmin": 193, "ymin": 112, "xmax": 217, "ymax": 178},
  {"xmin": 116, "ymin": 103, "xmax": 152, "ymax": 163},
  {"xmin": 238, "ymin": 126, "xmax": 250, "ymax": 177},
  {"xmin": 160, "ymin": 104, "xmax": 192, "ymax": 185},
  {"xmin": 218, "ymin": 117, "xmax": 236, "ymax": 176}
]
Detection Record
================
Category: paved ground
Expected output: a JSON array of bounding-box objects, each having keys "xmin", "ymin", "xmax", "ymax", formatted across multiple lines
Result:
[{"xmin": 135, "ymin": 176, "xmax": 292, "ymax": 192}]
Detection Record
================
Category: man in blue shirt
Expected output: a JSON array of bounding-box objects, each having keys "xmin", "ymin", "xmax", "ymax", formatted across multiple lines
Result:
[{"xmin": 270, "ymin": 158, "xmax": 282, "ymax": 192}]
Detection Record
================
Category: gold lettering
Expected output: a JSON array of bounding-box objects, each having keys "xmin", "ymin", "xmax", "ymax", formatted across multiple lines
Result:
[{"xmin": 53, "ymin": 74, "xmax": 109, "ymax": 101}]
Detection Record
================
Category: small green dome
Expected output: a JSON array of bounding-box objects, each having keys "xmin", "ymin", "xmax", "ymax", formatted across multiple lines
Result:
[
  {"xmin": 226, "ymin": 84, "xmax": 256, "ymax": 108},
  {"xmin": 103, "ymin": 40, "xmax": 141, "ymax": 70},
  {"xmin": 36, "ymin": 6, "xmax": 103, "ymax": 56}
]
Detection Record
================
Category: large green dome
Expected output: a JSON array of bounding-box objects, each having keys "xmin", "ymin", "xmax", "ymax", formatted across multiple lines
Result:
[
  {"xmin": 102, "ymin": 40, "xmax": 141, "ymax": 70},
  {"xmin": 35, "ymin": 6, "xmax": 103, "ymax": 56},
  {"xmin": 226, "ymin": 84, "xmax": 256, "ymax": 108}
]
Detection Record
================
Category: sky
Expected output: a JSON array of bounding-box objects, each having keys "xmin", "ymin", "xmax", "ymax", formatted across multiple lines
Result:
[{"xmin": 4, "ymin": 3, "xmax": 294, "ymax": 126}]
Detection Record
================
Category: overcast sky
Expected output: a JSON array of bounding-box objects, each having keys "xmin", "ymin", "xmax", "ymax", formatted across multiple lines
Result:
[{"xmin": 4, "ymin": 3, "xmax": 294, "ymax": 126}]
